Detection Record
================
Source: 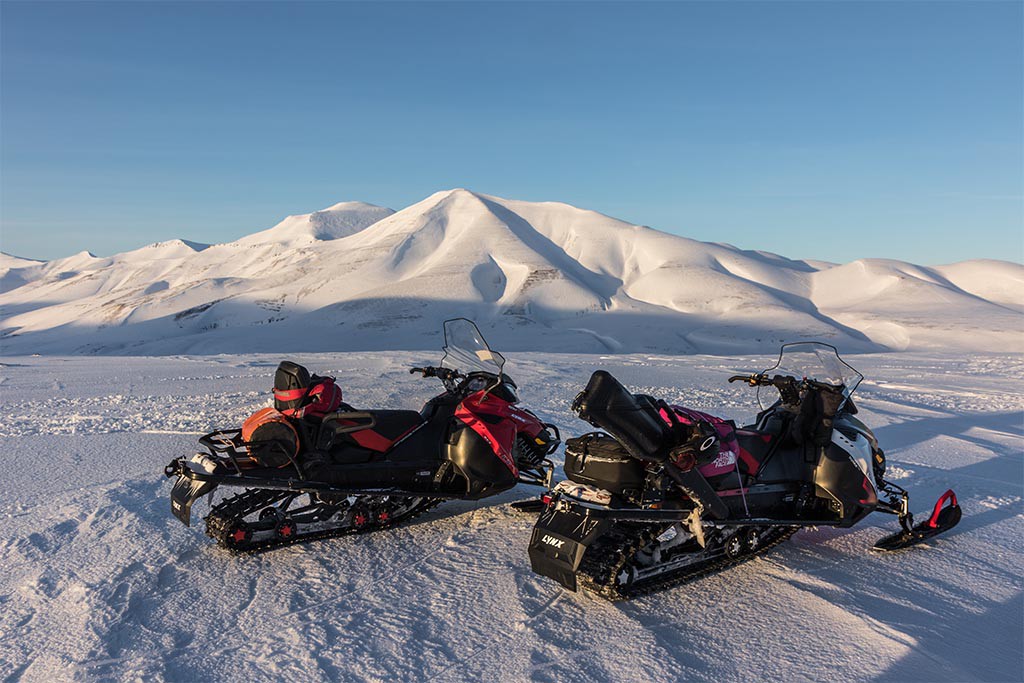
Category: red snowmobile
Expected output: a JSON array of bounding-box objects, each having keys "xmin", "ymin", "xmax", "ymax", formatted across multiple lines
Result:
[
  {"xmin": 528, "ymin": 342, "xmax": 962, "ymax": 599},
  {"xmin": 165, "ymin": 319, "xmax": 558, "ymax": 552}
]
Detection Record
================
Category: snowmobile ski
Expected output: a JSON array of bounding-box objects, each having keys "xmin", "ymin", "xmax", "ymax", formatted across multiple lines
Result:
[{"xmin": 873, "ymin": 489, "xmax": 962, "ymax": 551}]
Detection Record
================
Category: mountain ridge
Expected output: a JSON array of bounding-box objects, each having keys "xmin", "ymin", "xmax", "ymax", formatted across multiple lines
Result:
[{"xmin": 1, "ymin": 189, "xmax": 1021, "ymax": 355}]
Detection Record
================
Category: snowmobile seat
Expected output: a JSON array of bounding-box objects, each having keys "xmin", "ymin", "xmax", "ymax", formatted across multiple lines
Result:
[{"xmin": 332, "ymin": 409, "xmax": 424, "ymax": 453}]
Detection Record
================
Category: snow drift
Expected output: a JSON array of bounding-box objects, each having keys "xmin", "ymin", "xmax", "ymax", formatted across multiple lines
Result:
[{"xmin": 1, "ymin": 189, "xmax": 1020, "ymax": 355}]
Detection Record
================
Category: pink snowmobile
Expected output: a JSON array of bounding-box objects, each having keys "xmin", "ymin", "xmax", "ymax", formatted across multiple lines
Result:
[{"xmin": 529, "ymin": 342, "xmax": 962, "ymax": 599}]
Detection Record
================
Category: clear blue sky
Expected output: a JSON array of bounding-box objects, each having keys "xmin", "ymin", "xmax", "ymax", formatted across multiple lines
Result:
[{"xmin": 2, "ymin": 1, "xmax": 1021, "ymax": 264}]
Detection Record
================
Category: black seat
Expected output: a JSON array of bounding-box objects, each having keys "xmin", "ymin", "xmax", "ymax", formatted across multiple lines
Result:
[
  {"xmin": 367, "ymin": 410, "xmax": 424, "ymax": 441},
  {"xmin": 320, "ymin": 409, "xmax": 422, "ymax": 453}
]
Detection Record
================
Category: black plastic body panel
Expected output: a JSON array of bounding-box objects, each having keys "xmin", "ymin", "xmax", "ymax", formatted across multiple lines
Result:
[
  {"xmin": 719, "ymin": 483, "xmax": 802, "ymax": 519},
  {"xmin": 813, "ymin": 442, "xmax": 875, "ymax": 527},
  {"xmin": 446, "ymin": 422, "xmax": 517, "ymax": 499},
  {"xmin": 751, "ymin": 437, "xmax": 813, "ymax": 485}
]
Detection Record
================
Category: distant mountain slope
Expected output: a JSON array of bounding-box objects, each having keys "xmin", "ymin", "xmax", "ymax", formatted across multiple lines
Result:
[
  {"xmin": 1, "ymin": 190, "xmax": 1020, "ymax": 355},
  {"xmin": 234, "ymin": 201, "xmax": 395, "ymax": 246}
]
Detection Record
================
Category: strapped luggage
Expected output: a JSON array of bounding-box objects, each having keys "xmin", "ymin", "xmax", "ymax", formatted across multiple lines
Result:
[
  {"xmin": 563, "ymin": 432, "xmax": 646, "ymax": 498},
  {"xmin": 241, "ymin": 407, "xmax": 300, "ymax": 468}
]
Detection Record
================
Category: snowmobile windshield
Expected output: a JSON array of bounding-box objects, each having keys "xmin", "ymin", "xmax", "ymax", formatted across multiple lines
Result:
[
  {"xmin": 440, "ymin": 318, "xmax": 506, "ymax": 381},
  {"xmin": 759, "ymin": 342, "xmax": 863, "ymax": 408}
]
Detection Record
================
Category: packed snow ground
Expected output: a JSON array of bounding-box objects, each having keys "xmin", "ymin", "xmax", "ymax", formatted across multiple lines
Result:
[{"xmin": 0, "ymin": 351, "xmax": 1021, "ymax": 682}]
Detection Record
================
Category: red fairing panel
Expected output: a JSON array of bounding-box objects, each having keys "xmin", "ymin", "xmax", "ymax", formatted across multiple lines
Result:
[
  {"xmin": 454, "ymin": 392, "xmax": 523, "ymax": 477},
  {"xmin": 506, "ymin": 405, "xmax": 547, "ymax": 439}
]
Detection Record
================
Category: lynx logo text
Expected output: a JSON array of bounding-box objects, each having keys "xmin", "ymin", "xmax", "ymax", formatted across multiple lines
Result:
[{"xmin": 541, "ymin": 535, "xmax": 565, "ymax": 549}]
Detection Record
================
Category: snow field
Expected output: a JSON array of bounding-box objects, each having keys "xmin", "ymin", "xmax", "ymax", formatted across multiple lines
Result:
[{"xmin": 0, "ymin": 351, "xmax": 1021, "ymax": 682}]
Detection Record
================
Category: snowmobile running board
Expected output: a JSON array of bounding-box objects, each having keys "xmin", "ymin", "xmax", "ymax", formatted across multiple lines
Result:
[
  {"xmin": 165, "ymin": 456, "xmax": 552, "ymax": 527},
  {"xmin": 165, "ymin": 456, "xmax": 551, "ymax": 496},
  {"xmin": 552, "ymin": 488, "xmax": 963, "ymax": 546},
  {"xmin": 549, "ymin": 496, "xmax": 845, "ymax": 528}
]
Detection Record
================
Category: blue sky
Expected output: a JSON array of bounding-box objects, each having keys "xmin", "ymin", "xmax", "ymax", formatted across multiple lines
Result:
[{"xmin": 2, "ymin": 1, "xmax": 1021, "ymax": 264}]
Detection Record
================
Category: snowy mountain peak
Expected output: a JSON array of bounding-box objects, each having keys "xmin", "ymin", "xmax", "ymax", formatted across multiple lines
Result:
[
  {"xmin": 0, "ymin": 252, "xmax": 45, "ymax": 268},
  {"xmin": 129, "ymin": 239, "xmax": 210, "ymax": 256},
  {"xmin": 0, "ymin": 190, "xmax": 1021, "ymax": 355},
  {"xmin": 235, "ymin": 201, "xmax": 394, "ymax": 247}
]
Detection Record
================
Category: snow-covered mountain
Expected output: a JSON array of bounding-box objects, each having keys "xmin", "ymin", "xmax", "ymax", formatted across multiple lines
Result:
[{"xmin": 1, "ymin": 189, "xmax": 1021, "ymax": 355}]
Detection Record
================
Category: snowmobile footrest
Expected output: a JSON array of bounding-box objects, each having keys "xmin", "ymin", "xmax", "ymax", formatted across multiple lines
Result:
[
  {"xmin": 873, "ymin": 489, "xmax": 962, "ymax": 551},
  {"xmin": 510, "ymin": 499, "xmax": 548, "ymax": 513}
]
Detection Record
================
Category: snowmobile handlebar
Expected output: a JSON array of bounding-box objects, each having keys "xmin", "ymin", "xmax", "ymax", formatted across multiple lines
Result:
[
  {"xmin": 728, "ymin": 373, "xmax": 843, "ymax": 393},
  {"xmin": 728, "ymin": 373, "xmax": 780, "ymax": 386},
  {"xmin": 409, "ymin": 366, "xmax": 463, "ymax": 382}
]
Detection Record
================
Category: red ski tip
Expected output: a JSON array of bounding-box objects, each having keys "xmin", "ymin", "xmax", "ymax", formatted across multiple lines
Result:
[{"xmin": 927, "ymin": 489, "xmax": 958, "ymax": 528}]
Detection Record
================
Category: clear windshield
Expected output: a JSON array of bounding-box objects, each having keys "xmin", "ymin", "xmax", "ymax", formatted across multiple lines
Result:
[
  {"xmin": 440, "ymin": 318, "xmax": 505, "ymax": 378},
  {"xmin": 758, "ymin": 342, "xmax": 863, "ymax": 409}
]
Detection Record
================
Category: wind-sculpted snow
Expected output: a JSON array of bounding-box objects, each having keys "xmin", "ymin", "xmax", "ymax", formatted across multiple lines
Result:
[
  {"xmin": 2, "ymin": 189, "xmax": 1021, "ymax": 356},
  {"xmin": 0, "ymin": 352, "xmax": 1021, "ymax": 682}
]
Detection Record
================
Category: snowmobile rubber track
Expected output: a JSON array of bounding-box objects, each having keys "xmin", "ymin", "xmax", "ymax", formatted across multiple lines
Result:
[
  {"xmin": 576, "ymin": 523, "xmax": 799, "ymax": 600},
  {"xmin": 205, "ymin": 488, "xmax": 443, "ymax": 554}
]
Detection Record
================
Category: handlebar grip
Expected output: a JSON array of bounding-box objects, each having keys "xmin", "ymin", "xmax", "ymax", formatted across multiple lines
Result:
[
  {"xmin": 730, "ymin": 374, "xmax": 769, "ymax": 386},
  {"xmin": 411, "ymin": 366, "xmax": 465, "ymax": 381},
  {"xmin": 805, "ymin": 378, "xmax": 842, "ymax": 393}
]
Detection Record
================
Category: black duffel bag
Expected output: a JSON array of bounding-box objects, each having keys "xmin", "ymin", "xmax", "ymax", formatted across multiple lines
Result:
[{"xmin": 564, "ymin": 432, "xmax": 646, "ymax": 499}]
